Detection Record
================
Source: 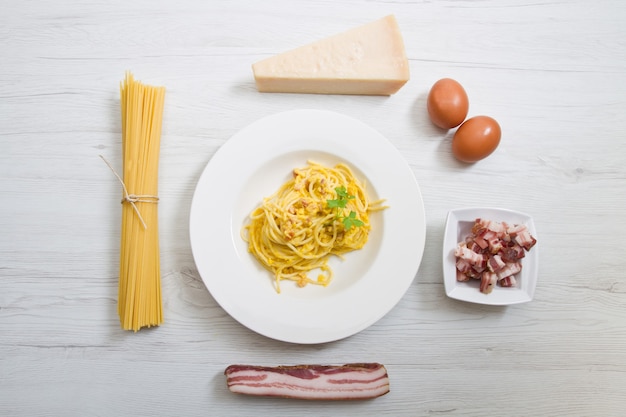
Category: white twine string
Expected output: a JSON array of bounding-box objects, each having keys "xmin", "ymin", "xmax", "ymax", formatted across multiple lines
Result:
[{"xmin": 100, "ymin": 155, "xmax": 159, "ymax": 229}]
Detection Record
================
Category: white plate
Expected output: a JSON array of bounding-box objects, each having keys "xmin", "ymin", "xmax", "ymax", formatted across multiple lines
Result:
[
  {"xmin": 443, "ymin": 207, "xmax": 539, "ymax": 305},
  {"xmin": 189, "ymin": 109, "xmax": 425, "ymax": 344}
]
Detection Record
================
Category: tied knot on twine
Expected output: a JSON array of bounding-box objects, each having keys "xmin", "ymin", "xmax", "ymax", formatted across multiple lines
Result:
[{"xmin": 100, "ymin": 155, "xmax": 159, "ymax": 229}]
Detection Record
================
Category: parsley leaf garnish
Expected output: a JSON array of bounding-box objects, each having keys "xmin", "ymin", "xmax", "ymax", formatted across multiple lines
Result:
[
  {"xmin": 327, "ymin": 186, "xmax": 363, "ymax": 230},
  {"xmin": 342, "ymin": 210, "xmax": 364, "ymax": 230}
]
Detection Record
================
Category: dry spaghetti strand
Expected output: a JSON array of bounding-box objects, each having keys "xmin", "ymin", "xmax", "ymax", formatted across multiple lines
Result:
[
  {"xmin": 242, "ymin": 161, "xmax": 386, "ymax": 293},
  {"xmin": 118, "ymin": 72, "xmax": 165, "ymax": 331}
]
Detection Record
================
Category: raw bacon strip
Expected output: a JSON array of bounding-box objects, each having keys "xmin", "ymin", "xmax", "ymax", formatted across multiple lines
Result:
[{"xmin": 224, "ymin": 363, "xmax": 390, "ymax": 400}]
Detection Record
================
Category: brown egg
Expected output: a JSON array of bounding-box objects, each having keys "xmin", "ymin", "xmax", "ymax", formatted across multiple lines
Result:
[
  {"xmin": 427, "ymin": 78, "xmax": 469, "ymax": 129},
  {"xmin": 452, "ymin": 116, "xmax": 501, "ymax": 163}
]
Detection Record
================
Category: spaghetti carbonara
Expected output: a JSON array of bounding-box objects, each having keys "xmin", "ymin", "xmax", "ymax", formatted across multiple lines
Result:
[{"xmin": 242, "ymin": 161, "xmax": 386, "ymax": 293}]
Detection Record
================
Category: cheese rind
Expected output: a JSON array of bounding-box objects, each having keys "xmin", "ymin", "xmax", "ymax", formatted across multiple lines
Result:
[{"xmin": 252, "ymin": 15, "xmax": 410, "ymax": 96}]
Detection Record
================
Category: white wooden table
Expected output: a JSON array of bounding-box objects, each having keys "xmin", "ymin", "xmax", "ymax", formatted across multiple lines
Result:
[{"xmin": 2, "ymin": 1, "xmax": 625, "ymax": 416}]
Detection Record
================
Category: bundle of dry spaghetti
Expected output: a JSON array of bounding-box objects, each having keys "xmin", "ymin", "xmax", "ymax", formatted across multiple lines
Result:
[{"xmin": 117, "ymin": 72, "xmax": 165, "ymax": 331}]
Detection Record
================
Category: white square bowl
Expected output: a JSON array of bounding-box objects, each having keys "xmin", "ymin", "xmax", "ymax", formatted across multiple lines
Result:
[{"xmin": 443, "ymin": 207, "xmax": 539, "ymax": 305}]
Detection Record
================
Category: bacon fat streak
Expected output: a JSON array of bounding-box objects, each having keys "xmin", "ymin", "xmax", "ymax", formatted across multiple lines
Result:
[{"xmin": 224, "ymin": 363, "xmax": 390, "ymax": 400}]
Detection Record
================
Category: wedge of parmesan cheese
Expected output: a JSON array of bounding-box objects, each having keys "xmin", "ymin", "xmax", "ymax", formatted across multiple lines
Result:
[{"xmin": 252, "ymin": 15, "xmax": 410, "ymax": 96}]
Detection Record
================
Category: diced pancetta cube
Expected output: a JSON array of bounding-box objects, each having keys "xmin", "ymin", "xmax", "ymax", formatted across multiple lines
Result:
[
  {"xmin": 506, "ymin": 223, "xmax": 528, "ymax": 235},
  {"xmin": 514, "ymin": 230, "xmax": 537, "ymax": 251},
  {"xmin": 468, "ymin": 241, "xmax": 484, "ymax": 253},
  {"xmin": 487, "ymin": 236, "xmax": 503, "ymax": 254},
  {"xmin": 480, "ymin": 271, "xmax": 498, "ymax": 294},
  {"xmin": 499, "ymin": 245, "xmax": 525, "ymax": 262},
  {"xmin": 473, "ymin": 236, "xmax": 489, "ymax": 250},
  {"xmin": 456, "ymin": 269, "xmax": 470, "ymax": 282},
  {"xmin": 498, "ymin": 276, "xmax": 517, "ymax": 287},
  {"xmin": 456, "ymin": 258, "xmax": 473, "ymax": 274},
  {"xmin": 455, "ymin": 245, "xmax": 483, "ymax": 265},
  {"xmin": 496, "ymin": 262, "xmax": 522, "ymax": 280},
  {"xmin": 487, "ymin": 254, "xmax": 506, "ymax": 273}
]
